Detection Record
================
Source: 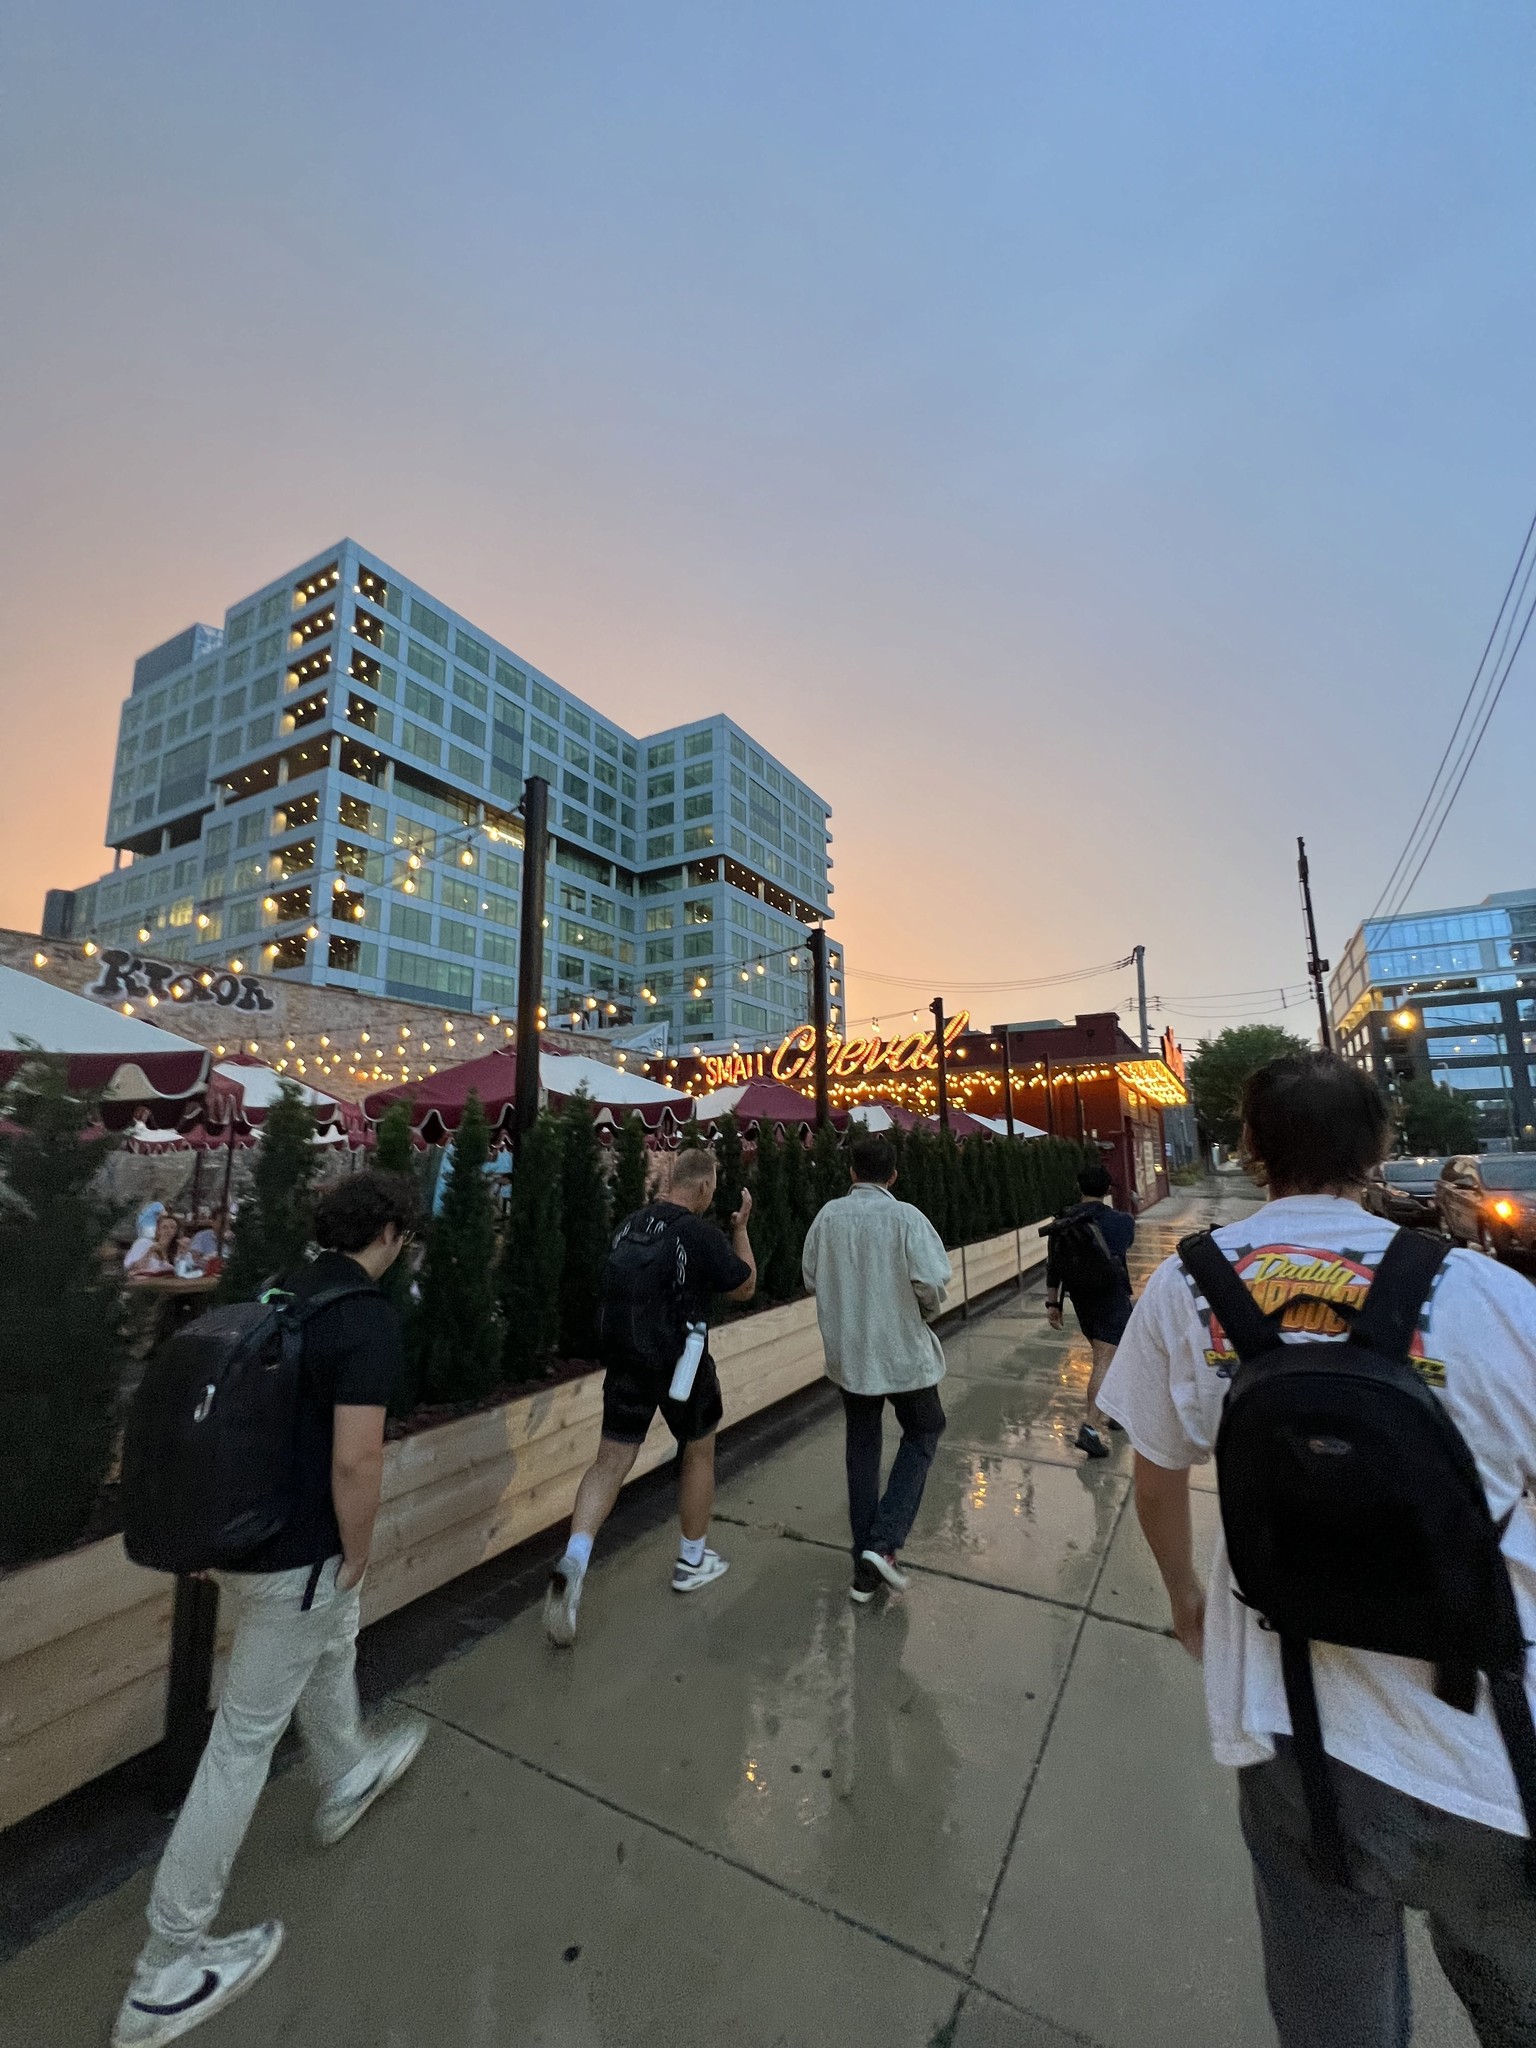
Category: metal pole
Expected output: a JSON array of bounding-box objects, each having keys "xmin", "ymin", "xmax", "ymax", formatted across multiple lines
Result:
[
  {"xmin": 1044, "ymin": 1056, "xmax": 1055, "ymax": 1136},
  {"xmin": 513, "ymin": 776, "xmax": 550, "ymax": 1154},
  {"xmin": 808, "ymin": 926, "xmax": 831, "ymax": 1130},
  {"xmin": 1001, "ymin": 1028, "xmax": 1016, "ymax": 1138},
  {"xmin": 931, "ymin": 997, "xmax": 951, "ymax": 1132},
  {"xmin": 1297, "ymin": 836, "xmax": 1333, "ymax": 1050},
  {"xmin": 1134, "ymin": 944, "xmax": 1149, "ymax": 1055},
  {"xmin": 158, "ymin": 1573, "xmax": 219, "ymax": 1806}
]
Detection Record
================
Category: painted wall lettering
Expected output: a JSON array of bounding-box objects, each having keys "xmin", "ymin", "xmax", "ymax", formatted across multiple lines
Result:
[{"xmin": 88, "ymin": 950, "xmax": 276, "ymax": 1014}]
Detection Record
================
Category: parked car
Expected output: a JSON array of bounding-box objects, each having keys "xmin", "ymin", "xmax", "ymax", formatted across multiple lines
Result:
[
  {"xmin": 1365, "ymin": 1157, "xmax": 1447, "ymax": 1228},
  {"xmin": 1435, "ymin": 1154, "xmax": 1536, "ymax": 1258}
]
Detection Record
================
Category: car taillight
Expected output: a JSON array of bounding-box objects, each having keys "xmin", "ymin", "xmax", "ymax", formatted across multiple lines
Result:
[{"xmin": 1493, "ymin": 1198, "xmax": 1516, "ymax": 1220}]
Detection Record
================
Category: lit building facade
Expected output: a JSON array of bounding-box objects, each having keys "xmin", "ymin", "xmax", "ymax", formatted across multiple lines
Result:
[
  {"xmin": 1330, "ymin": 890, "xmax": 1536, "ymax": 1149},
  {"xmin": 49, "ymin": 540, "xmax": 843, "ymax": 1054}
]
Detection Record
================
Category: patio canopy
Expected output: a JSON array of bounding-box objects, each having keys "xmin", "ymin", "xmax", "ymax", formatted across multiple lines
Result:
[
  {"xmin": 364, "ymin": 1046, "xmax": 692, "ymax": 1139},
  {"xmin": 0, "ymin": 962, "xmax": 209, "ymax": 1116},
  {"xmin": 201, "ymin": 1053, "xmax": 367, "ymax": 1138},
  {"xmin": 690, "ymin": 1077, "xmax": 849, "ymax": 1131}
]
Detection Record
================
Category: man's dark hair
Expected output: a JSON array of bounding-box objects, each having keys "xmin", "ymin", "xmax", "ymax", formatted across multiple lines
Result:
[
  {"xmin": 314, "ymin": 1170, "xmax": 422, "ymax": 1254},
  {"xmin": 1241, "ymin": 1052, "xmax": 1391, "ymax": 1191},
  {"xmin": 1077, "ymin": 1161, "xmax": 1113, "ymax": 1199},
  {"xmin": 850, "ymin": 1133, "xmax": 896, "ymax": 1183}
]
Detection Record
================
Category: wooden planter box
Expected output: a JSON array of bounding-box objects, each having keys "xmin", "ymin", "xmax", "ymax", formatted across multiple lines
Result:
[{"xmin": 0, "ymin": 1225, "xmax": 1047, "ymax": 1832}]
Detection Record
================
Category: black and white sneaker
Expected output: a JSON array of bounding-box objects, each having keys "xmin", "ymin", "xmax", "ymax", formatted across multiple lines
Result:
[
  {"xmin": 860, "ymin": 1549, "xmax": 910, "ymax": 1591},
  {"xmin": 849, "ymin": 1557, "xmax": 883, "ymax": 1604},
  {"xmin": 113, "ymin": 1923, "xmax": 284, "ymax": 2046},
  {"xmin": 672, "ymin": 1548, "xmax": 729, "ymax": 1593},
  {"xmin": 1075, "ymin": 1422, "xmax": 1110, "ymax": 1459}
]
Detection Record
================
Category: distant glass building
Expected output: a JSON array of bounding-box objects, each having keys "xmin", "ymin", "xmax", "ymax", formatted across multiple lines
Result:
[
  {"xmin": 50, "ymin": 540, "xmax": 843, "ymax": 1050},
  {"xmin": 1330, "ymin": 889, "xmax": 1536, "ymax": 1148}
]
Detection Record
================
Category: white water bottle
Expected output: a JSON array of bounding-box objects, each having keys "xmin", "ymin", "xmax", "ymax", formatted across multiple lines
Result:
[{"xmin": 669, "ymin": 1321, "xmax": 708, "ymax": 1402}]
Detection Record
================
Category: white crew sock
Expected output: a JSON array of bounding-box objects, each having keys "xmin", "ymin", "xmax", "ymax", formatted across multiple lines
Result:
[
  {"xmin": 563, "ymin": 1532, "xmax": 594, "ymax": 1574},
  {"xmin": 678, "ymin": 1533, "xmax": 707, "ymax": 1569}
]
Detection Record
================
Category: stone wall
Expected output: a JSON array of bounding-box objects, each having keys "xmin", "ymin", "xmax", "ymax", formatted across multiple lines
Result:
[{"xmin": 2, "ymin": 927, "xmax": 615, "ymax": 1103}]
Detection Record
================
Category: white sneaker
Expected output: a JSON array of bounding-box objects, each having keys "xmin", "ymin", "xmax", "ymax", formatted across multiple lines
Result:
[
  {"xmin": 113, "ymin": 1923, "xmax": 284, "ymax": 2046},
  {"xmin": 314, "ymin": 1713, "xmax": 429, "ymax": 1847},
  {"xmin": 861, "ymin": 1548, "xmax": 910, "ymax": 1591},
  {"xmin": 672, "ymin": 1548, "xmax": 729, "ymax": 1593},
  {"xmin": 544, "ymin": 1559, "xmax": 585, "ymax": 1645}
]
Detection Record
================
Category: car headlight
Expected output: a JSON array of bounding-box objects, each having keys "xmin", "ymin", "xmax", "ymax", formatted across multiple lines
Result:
[{"xmin": 1493, "ymin": 1198, "xmax": 1516, "ymax": 1220}]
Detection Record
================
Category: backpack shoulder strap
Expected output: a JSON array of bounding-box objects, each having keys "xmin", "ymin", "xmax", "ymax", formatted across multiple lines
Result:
[
  {"xmin": 1350, "ymin": 1229, "xmax": 1450, "ymax": 1364},
  {"xmin": 1177, "ymin": 1230, "xmax": 1278, "ymax": 1363}
]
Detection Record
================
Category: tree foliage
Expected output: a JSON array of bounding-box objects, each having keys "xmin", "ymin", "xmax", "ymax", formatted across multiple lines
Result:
[
  {"xmin": 558, "ymin": 1094, "xmax": 610, "ymax": 1361},
  {"xmin": 0, "ymin": 1062, "xmax": 125, "ymax": 1566},
  {"xmin": 1186, "ymin": 1025, "xmax": 1311, "ymax": 1148},
  {"xmin": 220, "ymin": 1079, "xmax": 318, "ymax": 1299},
  {"xmin": 499, "ymin": 1111, "xmax": 565, "ymax": 1378},
  {"xmin": 611, "ymin": 1112, "xmax": 650, "ymax": 1225},
  {"xmin": 1399, "ymin": 1079, "xmax": 1480, "ymax": 1158},
  {"xmin": 416, "ymin": 1093, "xmax": 502, "ymax": 1403}
]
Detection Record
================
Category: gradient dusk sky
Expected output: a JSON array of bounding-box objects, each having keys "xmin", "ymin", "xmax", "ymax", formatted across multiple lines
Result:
[{"xmin": 3, "ymin": 2, "xmax": 1534, "ymax": 1043}]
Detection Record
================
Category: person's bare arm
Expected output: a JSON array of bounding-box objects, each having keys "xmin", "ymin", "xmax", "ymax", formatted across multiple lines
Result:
[
  {"xmin": 332, "ymin": 1404, "xmax": 387, "ymax": 1589},
  {"xmin": 724, "ymin": 1189, "xmax": 757, "ymax": 1301},
  {"xmin": 1133, "ymin": 1452, "xmax": 1204, "ymax": 1658}
]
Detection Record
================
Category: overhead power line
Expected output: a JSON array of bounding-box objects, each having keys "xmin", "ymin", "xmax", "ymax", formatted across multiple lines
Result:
[
  {"xmin": 853, "ymin": 954, "xmax": 1135, "ymax": 993},
  {"xmin": 1369, "ymin": 503, "xmax": 1536, "ymax": 926}
]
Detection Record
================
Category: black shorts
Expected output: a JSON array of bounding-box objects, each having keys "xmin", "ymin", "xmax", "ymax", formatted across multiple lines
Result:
[
  {"xmin": 600, "ymin": 1351, "xmax": 724, "ymax": 1447},
  {"xmin": 1070, "ymin": 1289, "xmax": 1133, "ymax": 1346}
]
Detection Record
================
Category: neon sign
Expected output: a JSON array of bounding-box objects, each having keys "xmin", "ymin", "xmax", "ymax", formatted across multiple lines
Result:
[{"xmin": 766, "ymin": 1010, "xmax": 971, "ymax": 1086}]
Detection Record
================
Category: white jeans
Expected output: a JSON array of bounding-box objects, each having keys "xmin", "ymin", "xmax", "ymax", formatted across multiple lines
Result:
[{"xmin": 146, "ymin": 1558, "xmax": 368, "ymax": 1947}]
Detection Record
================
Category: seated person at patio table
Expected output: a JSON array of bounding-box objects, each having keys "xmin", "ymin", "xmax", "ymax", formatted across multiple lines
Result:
[
  {"xmin": 171, "ymin": 1227, "xmax": 206, "ymax": 1280},
  {"xmin": 189, "ymin": 1211, "xmax": 227, "ymax": 1263},
  {"xmin": 125, "ymin": 1211, "xmax": 179, "ymax": 1278}
]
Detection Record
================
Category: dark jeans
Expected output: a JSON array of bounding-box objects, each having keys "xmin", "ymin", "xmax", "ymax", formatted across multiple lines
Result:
[
  {"xmin": 840, "ymin": 1385, "xmax": 946, "ymax": 1560},
  {"xmin": 1239, "ymin": 1737, "xmax": 1536, "ymax": 2048}
]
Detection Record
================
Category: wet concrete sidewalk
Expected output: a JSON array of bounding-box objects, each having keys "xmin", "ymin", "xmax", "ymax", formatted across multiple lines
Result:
[{"xmin": 0, "ymin": 1180, "xmax": 1481, "ymax": 2046}]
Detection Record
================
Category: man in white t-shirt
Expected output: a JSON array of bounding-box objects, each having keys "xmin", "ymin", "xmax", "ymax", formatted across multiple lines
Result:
[{"xmin": 1101, "ymin": 1052, "xmax": 1536, "ymax": 2048}]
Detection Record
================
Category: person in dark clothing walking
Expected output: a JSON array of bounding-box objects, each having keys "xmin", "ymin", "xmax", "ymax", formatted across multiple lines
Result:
[
  {"xmin": 1044, "ymin": 1161, "xmax": 1136, "ymax": 1459},
  {"xmin": 113, "ymin": 1170, "xmax": 427, "ymax": 2048}
]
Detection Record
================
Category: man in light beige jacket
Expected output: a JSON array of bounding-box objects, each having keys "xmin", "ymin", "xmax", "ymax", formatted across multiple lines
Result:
[{"xmin": 802, "ymin": 1130, "xmax": 953, "ymax": 1603}]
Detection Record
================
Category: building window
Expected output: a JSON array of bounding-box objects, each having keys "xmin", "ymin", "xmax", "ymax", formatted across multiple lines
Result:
[
  {"xmin": 287, "ymin": 649, "xmax": 331, "ymax": 692},
  {"xmin": 282, "ymin": 692, "xmax": 326, "ymax": 735},
  {"xmin": 272, "ymin": 837, "xmax": 316, "ymax": 879},
  {"xmin": 448, "ymin": 705, "xmax": 486, "ymax": 749},
  {"xmin": 648, "ymin": 741, "xmax": 676, "ymax": 769},
  {"xmin": 495, "ymin": 658, "xmax": 526, "ymax": 694},
  {"xmin": 685, "ymin": 730, "xmax": 713, "ymax": 757},
  {"xmin": 356, "ymin": 565, "xmax": 395, "ymax": 611},
  {"xmin": 439, "ymin": 916, "xmax": 477, "ymax": 956},
  {"xmin": 409, "ymin": 598, "xmax": 450, "ymax": 647},
  {"xmin": 648, "ymin": 772, "xmax": 675, "ymax": 799},
  {"xmin": 683, "ymin": 826, "xmax": 715, "ymax": 851},
  {"xmin": 407, "ymin": 641, "xmax": 447, "ymax": 688},
  {"xmin": 683, "ymin": 1000, "xmax": 713, "ymax": 1028},
  {"xmin": 385, "ymin": 949, "xmax": 474, "ymax": 1006},
  {"xmin": 389, "ymin": 901, "xmax": 433, "ymax": 944},
  {"xmin": 402, "ymin": 722, "xmax": 442, "ymax": 766},
  {"xmin": 531, "ymin": 680, "xmax": 560, "ymax": 717},
  {"xmin": 648, "ymin": 803, "xmax": 675, "ymax": 829},
  {"xmin": 353, "ymin": 607, "xmax": 399, "ymax": 655},
  {"xmin": 290, "ymin": 603, "xmax": 336, "ymax": 650},
  {"xmin": 682, "ymin": 931, "xmax": 711, "ymax": 959},
  {"xmin": 564, "ymin": 771, "xmax": 590, "ymax": 805},
  {"xmin": 454, "ymin": 628, "xmax": 490, "ymax": 672},
  {"xmin": 481, "ymin": 930, "xmax": 517, "ymax": 967},
  {"xmin": 453, "ymin": 670, "xmax": 489, "ymax": 713},
  {"xmin": 449, "ymin": 746, "xmax": 483, "ymax": 785},
  {"xmin": 404, "ymin": 679, "xmax": 443, "ymax": 724},
  {"xmin": 682, "ymin": 762, "xmax": 712, "ymax": 790},
  {"xmin": 645, "ymin": 937, "xmax": 675, "ymax": 964},
  {"xmin": 293, "ymin": 561, "xmax": 339, "ymax": 606},
  {"xmin": 562, "ymin": 806, "xmax": 588, "ymax": 836},
  {"xmin": 683, "ymin": 793, "xmax": 712, "ymax": 820},
  {"xmin": 328, "ymin": 934, "xmax": 365, "ymax": 973},
  {"xmin": 647, "ymin": 833, "xmax": 675, "ymax": 860}
]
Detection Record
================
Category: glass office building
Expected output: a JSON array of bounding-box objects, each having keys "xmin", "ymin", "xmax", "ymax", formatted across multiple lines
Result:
[
  {"xmin": 52, "ymin": 541, "xmax": 843, "ymax": 1049},
  {"xmin": 1330, "ymin": 889, "xmax": 1536, "ymax": 1148}
]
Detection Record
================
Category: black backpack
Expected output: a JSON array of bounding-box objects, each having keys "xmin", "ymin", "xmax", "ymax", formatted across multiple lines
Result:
[
  {"xmin": 1179, "ymin": 1226, "xmax": 1536, "ymax": 1883},
  {"xmin": 596, "ymin": 1206, "xmax": 688, "ymax": 1375},
  {"xmin": 120, "ymin": 1283, "xmax": 375, "ymax": 1574},
  {"xmin": 1042, "ymin": 1205, "xmax": 1124, "ymax": 1304}
]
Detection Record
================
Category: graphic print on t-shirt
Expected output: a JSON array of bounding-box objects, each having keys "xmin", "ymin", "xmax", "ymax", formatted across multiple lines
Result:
[{"xmin": 1184, "ymin": 1241, "xmax": 1449, "ymax": 1386}]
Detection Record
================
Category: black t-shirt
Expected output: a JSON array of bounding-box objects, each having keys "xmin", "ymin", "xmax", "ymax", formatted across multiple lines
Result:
[
  {"xmin": 645, "ymin": 1200, "xmax": 752, "ymax": 1357},
  {"xmin": 233, "ymin": 1251, "xmax": 402, "ymax": 1572}
]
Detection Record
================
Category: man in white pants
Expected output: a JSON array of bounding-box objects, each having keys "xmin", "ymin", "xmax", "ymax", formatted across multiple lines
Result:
[{"xmin": 114, "ymin": 1172, "xmax": 429, "ymax": 2047}]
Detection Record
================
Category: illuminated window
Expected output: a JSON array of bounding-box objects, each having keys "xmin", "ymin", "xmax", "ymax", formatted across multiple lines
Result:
[
  {"xmin": 290, "ymin": 603, "xmax": 336, "ymax": 649},
  {"xmin": 357, "ymin": 565, "xmax": 399, "ymax": 614},
  {"xmin": 293, "ymin": 561, "xmax": 339, "ymax": 606}
]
